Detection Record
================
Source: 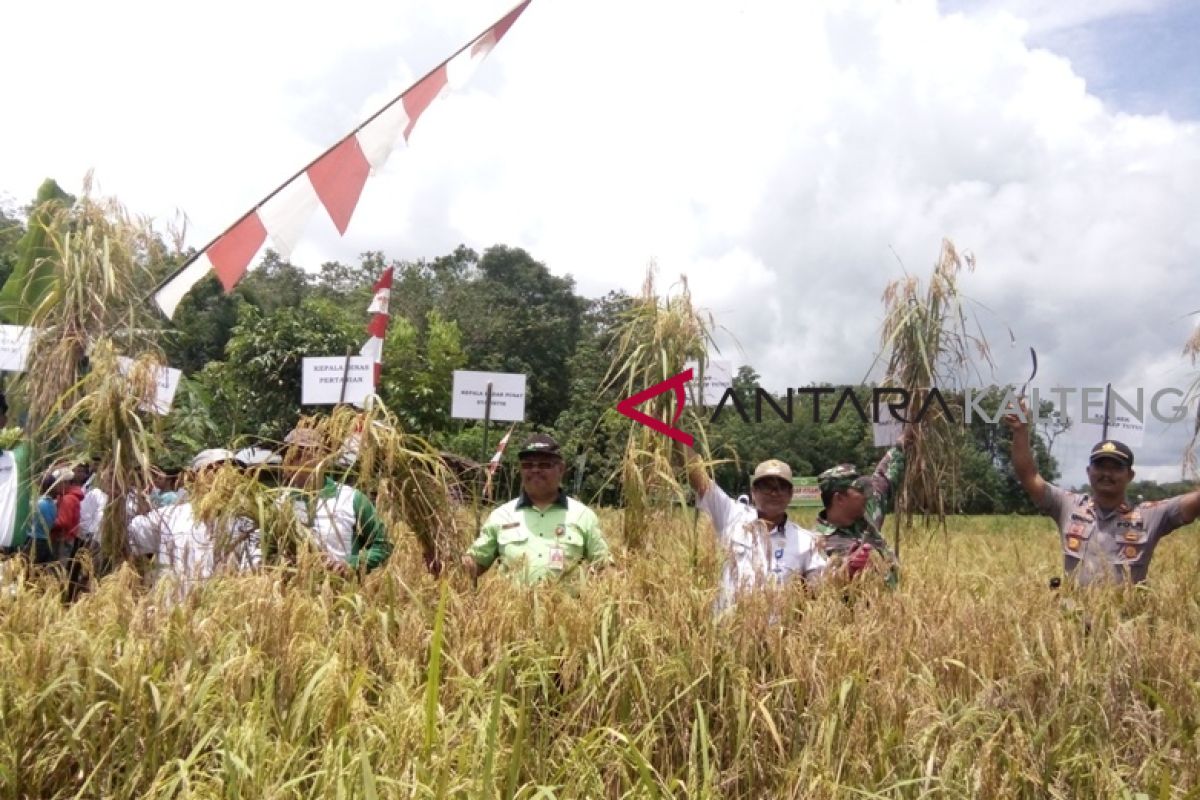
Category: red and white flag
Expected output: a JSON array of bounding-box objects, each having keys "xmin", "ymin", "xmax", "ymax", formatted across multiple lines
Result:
[
  {"xmin": 360, "ymin": 266, "xmax": 393, "ymax": 387},
  {"xmin": 153, "ymin": 0, "xmax": 532, "ymax": 318},
  {"xmin": 483, "ymin": 423, "xmax": 516, "ymax": 498}
]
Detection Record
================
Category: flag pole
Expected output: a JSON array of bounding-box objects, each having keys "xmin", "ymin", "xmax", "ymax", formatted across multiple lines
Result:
[
  {"xmin": 474, "ymin": 382, "xmax": 494, "ymax": 536},
  {"xmin": 337, "ymin": 346, "xmax": 354, "ymax": 406},
  {"xmin": 1102, "ymin": 382, "xmax": 1112, "ymax": 440},
  {"xmin": 148, "ymin": 0, "xmax": 534, "ymax": 307}
]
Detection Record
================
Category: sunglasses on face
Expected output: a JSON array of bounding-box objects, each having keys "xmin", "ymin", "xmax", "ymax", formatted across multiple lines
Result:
[{"xmin": 754, "ymin": 480, "xmax": 793, "ymax": 494}]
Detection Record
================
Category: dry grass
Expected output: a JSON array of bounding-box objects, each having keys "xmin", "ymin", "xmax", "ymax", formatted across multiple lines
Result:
[
  {"xmin": 605, "ymin": 266, "xmax": 715, "ymax": 551},
  {"xmin": 3, "ymin": 513, "xmax": 1200, "ymax": 799},
  {"xmin": 18, "ymin": 175, "xmax": 166, "ymax": 440},
  {"xmin": 878, "ymin": 239, "xmax": 993, "ymax": 527}
]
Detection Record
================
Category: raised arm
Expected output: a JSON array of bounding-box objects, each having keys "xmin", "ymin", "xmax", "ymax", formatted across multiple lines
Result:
[
  {"xmin": 1003, "ymin": 400, "xmax": 1047, "ymax": 506},
  {"xmin": 1177, "ymin": 488, "xmax": 1200, "ymax": 525},
  {"xmin": 683, "ymin": 445, "xmax": 711, "ymax": 498}
]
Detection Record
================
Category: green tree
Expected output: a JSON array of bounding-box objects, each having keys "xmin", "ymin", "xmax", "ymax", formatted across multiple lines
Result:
[
  {"xmin": 196, "ymin": 298, "xmax": 358, "ymax": 440},
  {"xmin": 0, "ymin": 179, "xmax": 76, "ymax": 323},
  {"xmin": 550, "ymin": 291, "xmax": 635, "ymax": 504},
  {"xmin": 379, "ymin": 309, "xmax": 466, "ymax": 433},
  {"xmin": 0, "ymin": 197, "xmax": 24, "ymax": 290},
  {"xmin": 450, "ymin": 245, "xmax": 584, "ymax": 427},
  {"xmin": 239, "ymin": 249, "xmax": 309, "ymax": 313},
  {"xmin": 162, "ymin": 270, "xmax": 244, "ymax": 375}
]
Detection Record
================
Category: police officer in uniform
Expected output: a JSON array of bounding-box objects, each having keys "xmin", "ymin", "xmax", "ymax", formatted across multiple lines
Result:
[
  {"xmin": 813, "ymin": 428, "xmax": 909, "ymax": 587},
  {"xmin": 463, "ymin": 433, "xmax": 610, "ymax": 586},
  {"xmin": 1007, "ymin": 408, "xmax": 1200, "ymax": 585}
]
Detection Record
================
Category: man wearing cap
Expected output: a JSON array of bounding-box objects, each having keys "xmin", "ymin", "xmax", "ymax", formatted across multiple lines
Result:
[
  {"xmin": 281, "ymin": 427, "xmax": 393, "ymax": 575},
  {"xmin": 686, "ymin": 451, "xmax": 826, "ymax": 610},
  {"xmin": 463, "ymin": 433, "xmax": 610, "ymax": 587},
  {"xmin": 1007, "ymin": 409, "xmax": 1200, "ymax": 585},
  {"xmin": 813, "ymin": 430, "xmax": 909, "ymax": 587},
  {"xmin": 128, "ymin": 448, "xmax": 261, "ymax": 599}
]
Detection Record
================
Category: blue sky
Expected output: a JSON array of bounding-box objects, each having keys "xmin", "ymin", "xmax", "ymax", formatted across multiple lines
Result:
[{"xmin": 944, "ymin": 0, "xmax": 1200, "ymax": 120}]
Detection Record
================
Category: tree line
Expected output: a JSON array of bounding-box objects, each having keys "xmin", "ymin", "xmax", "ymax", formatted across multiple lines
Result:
[{"xmin": 0, "ymin": 178, "xmax": 1065, "ymax": 511}]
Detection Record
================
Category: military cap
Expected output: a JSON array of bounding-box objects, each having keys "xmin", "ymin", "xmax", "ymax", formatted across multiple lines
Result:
[
  {"xmin": 818, "ymin": 464, "xmax": 862, "ymax": 494},
  {"xmin": 1089, "ymin": 439, "xmax": 1134, "ymax": 467}
]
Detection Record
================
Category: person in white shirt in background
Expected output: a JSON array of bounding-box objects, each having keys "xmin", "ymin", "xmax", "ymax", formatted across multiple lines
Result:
[{"xmin": 127, "ymin": 448, "xmax": 260, "ymax": 601}]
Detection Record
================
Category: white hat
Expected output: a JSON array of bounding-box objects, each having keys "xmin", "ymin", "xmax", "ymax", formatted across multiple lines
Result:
[
  {"xmin": 234, "ymin": 446, "xmax": 282, "ymax": 467},
  {"xmin": 191, "ymin": 448, "xmax": 237, "ymax": 471}
]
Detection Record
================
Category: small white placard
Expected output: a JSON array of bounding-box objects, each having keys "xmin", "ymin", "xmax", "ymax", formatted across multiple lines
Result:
[
  {"xmin": 451, "ymin": 370, "xmax": 526, "ymax": 422},
  {"xmin": 301, "ymin": 356, "xmax": 375, "ymax": 406},
  {"xmin": 684, "ymin": 359, "xmax": 733, "ymax": 407},
  {"xmin": 1080, "ymin": 411, "xmax": 1145, "ymax": 448},
  {"xmin": 0, "ymin": 325, "xmax": 32, "ymax": 372},
  {"xmin": 117, "ymin": 357, "xmax": 182, "ymax": 415},
  {"xmin": 873, "ymin": 417, "xmax": 903, "ymax": 447}
]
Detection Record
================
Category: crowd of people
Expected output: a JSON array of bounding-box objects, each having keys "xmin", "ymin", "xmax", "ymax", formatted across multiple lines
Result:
[{"xmin": 5, "ymin": 398, "xmax": 1200, "ymax": 606}]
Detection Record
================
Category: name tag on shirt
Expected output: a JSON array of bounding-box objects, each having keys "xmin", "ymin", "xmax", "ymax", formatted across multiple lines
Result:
[{"xmin": 549, "ymin": 546, "xmax": 565, "ymax": 570}]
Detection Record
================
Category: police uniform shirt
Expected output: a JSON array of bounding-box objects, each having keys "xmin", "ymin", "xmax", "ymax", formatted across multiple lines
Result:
[
  {"xmin": 1039, "ymin": 483, "xmax": 1186, "ymax": 585},
  {"xmin": 696, "ymin": 482, "xmax": 826, "ymax": 611}
]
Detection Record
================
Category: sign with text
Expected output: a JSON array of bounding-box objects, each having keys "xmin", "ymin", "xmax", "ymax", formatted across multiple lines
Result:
[
  {"xmin": 0, "ymin": 325, "xmax": 32, "ymax": 372},
  {"xmin": 789, "ymin": 476, "xmax": 822, "ymax": 508},
  {"xmin": 117, "ymin": 357, "xmax": 182, "ymax": 416},
  {"xmin": 684, "ymin": 359, "xmax": 733, "ymax": 407},
  {"xmin": 451, "ymin": 370, "xmax": 526, "ymax": 422},
  {"xmin": 301, "ymin": 356, "xmax": 375, "ymax": 406},
  {"xmin": 1081, "ymin": 411, "xmax": 1145, "ymax": 448}
]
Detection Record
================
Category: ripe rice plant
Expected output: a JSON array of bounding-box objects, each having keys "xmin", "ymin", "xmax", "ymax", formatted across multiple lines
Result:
[
  {"xmin": 877, "ymin": 238, "xmax": 993, "ymax": 529},
  {"xmin": 605, "ymin": 267, "xmax": 715, "ymax": 551},
  {"xmin": 3, "ymin": 513, "xmax": 1200, "ymax": 798}
]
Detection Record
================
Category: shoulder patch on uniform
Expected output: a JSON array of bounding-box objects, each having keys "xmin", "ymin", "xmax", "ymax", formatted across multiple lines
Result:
[{"xmin": 501, "ymin": 522, "xmax": 520, "ymax": 530}]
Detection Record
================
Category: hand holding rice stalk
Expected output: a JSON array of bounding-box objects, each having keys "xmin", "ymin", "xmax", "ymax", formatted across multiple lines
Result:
[
  {"xmin": 604, "ymin": 266, "xmax": 716, "ymax": 551},
  {"xmin": 877, "ymin": 238, "xmax": 993, "ymax": 526}
]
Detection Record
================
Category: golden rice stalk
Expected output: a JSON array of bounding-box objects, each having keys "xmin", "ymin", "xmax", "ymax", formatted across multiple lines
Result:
[
  {"xmin": 39, "ymin": 343, "xmax": 161, "ymax": 567},
  {"xmin": 1180, "ymin": 320, "xmax": 1200, "ymax": 477},
  {"xmin": 878, "ymin": 239, "xmax": 993, "ymax": 526},
  {"xmin": 284, "ymin": 404, "xmax": 464, "ymax": 569},
  {"xmin": 604, "ymin": 265, "xmax": 715, "ymax": 551},
  {"xmin": 18, "ymin": 174, "xmax": 167, "ymax": 441}
]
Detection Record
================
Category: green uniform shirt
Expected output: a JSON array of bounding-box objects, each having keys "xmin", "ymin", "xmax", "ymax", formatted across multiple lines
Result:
[
  {"xmin": 468, "ymin": 490, "xmax": 609, "ymax": 586},
  {"xmin": 815, "ymin": 445, "xmax": 904, "ymax": 587}
]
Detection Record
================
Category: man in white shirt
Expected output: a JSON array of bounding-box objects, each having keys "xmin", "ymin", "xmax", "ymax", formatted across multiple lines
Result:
[
  {"xmin": 127, "ymin": 448, "xmax": 260, "ymax": 600},
  {"xmin": 687, "ymin": 452, "xmax": 826, "ymax": 611}
]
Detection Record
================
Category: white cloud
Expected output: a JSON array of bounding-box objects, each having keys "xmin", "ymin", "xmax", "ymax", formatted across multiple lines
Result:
[{"xmin": 942, "ymin": 0, "xmax": 1171, "ymax": 35}]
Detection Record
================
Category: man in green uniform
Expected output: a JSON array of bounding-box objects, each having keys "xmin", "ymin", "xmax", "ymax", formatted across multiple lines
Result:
[
  {"xmin": 1006, "ymin": 406, "xmax": 1200, "ymax": 585},
  {"xmin": 813, "ymin": 429, "xmax": 909, "ymax": 586},
  {"xmin": 463, "ymin": 433, "xmax": 610, "ymax": 586}
]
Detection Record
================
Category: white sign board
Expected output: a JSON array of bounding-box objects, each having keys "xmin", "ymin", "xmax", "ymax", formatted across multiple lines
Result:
[
  {"xmin": 0, "ymin": 325, "xmax": 32, "ymax": 372},
  {"xmin": 301, "ymin": 356, "xmax": 375, "ymax": 406},
  {"xmin": 684, "ymin": 359, "xmax": 733, "ymax": 407},
  {"xmin": 1080, "ymin": 411, "xmax": 1145, "ymax": 448},
  {"xmin": 873, "ymin": 417, "xmax": 903, "ymax": 447},
  {"xmin": 117, "ymin": 357, "xmax": 182, "ymax": 416},
  {"xmin": 451, "ymin": 370, "xmax": 526, "ymax": 422}
]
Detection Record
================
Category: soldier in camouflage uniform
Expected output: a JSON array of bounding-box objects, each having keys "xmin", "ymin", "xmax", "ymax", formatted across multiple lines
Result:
[{"xmin": 814, "ymin": 431, "xmax": 908, "ymax": 587}]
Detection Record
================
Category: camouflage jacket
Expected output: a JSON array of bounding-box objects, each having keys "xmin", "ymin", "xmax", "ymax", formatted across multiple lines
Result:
[{"xmin": 815, "ymin": 446, "xmax": 904, "ymax": 585}]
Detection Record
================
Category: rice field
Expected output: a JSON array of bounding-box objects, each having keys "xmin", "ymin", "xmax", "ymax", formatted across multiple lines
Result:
[{"xmin": 3, "ymin": 511, "xmax": 1200, "ymax": 799}]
